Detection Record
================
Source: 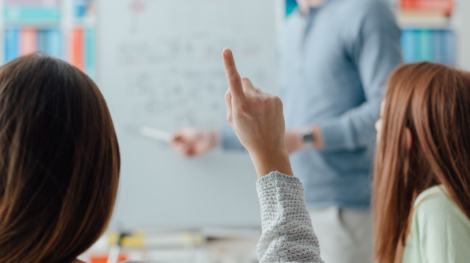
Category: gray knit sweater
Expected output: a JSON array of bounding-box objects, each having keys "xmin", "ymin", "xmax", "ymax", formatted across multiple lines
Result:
[{"xmin": 124, "ymin": 171, "xmax": 324, "ymax": 263}]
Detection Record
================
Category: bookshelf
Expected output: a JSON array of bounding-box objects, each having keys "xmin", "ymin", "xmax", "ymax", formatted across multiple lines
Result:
[
  {"xmin": 454, "ymin": 0, "xmax": 470, "ymax": 71},
  {"xmin": 0, "ymin": 0, "xmax": 97, "ymax": 79},
  {"xmin": 395, "ymin": 0, "xmax": 456, "ymax": 65},
  {"xmin": 283, "ymin": 0, "xmax": 458, "ymax": 67}
]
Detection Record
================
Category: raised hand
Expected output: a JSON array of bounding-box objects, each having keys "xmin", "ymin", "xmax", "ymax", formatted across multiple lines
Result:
[{"xmin": 222, "ymin": 48, "xmax": 293, "ymax": 178}]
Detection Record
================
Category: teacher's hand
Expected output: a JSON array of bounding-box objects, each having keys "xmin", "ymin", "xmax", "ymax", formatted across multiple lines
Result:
[
  {"xmin": 171, "ymin": 128, "xmax": 219, "ymax": 157},
  {"xmin": 222, "ymin": 48, "xmax": 293, "ymax": 178}
]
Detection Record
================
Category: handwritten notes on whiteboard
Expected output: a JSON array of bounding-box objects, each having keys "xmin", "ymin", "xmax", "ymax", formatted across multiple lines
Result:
[{"xmin": 99, "ymin": 0, "xmax": 278, "ymax": 229}]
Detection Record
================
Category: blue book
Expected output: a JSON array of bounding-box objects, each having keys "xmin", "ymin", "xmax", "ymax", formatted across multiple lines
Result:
[
  {"xmin": 5, "ymin": 28, "xmax": 19, "ymax": 63},
  {"xmin": 45, "ymin": 29, "xmax": 63, "ymax": 59},
  {"xmin": 74, "ymin": 0, "xmax": 88, "ymax": 20},
  {"xmin": 85, "ymin": 28, "xmax": 95, "ymax": 79},
  {"xmin": 433, "ymin": 30, "xmax": 446, "ymax": 64},
  {"xmin": 37, "ymin": 30, "xmax": 47, "ymax": 53},
  {"xmin": 418, "ymin": 30, "xmax": 434, "ymax": 62},
  {"xmin": 401, "ymin": 29, "xmax": 416, "ymax": 63},
  {"xmin": 445, "ymin": 30, "xmax": 456, "ymax": 66}
]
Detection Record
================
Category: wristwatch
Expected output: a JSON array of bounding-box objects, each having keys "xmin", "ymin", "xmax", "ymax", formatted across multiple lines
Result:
[{"xmin": 299, "ymin": 127, "xmax": 315, "ymax": 148}]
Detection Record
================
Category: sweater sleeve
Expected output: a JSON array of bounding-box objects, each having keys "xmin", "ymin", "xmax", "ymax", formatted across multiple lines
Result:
[
  {"xmin": 319, "ymin": 1, "xmax": 402, "ymax": 151},
  {"xmin": 256, "ymin": 172, "xmax": 323, "ymax": 263},
  {"xmin": 411, "ymin": 192, "xmax": 470, "ymax": 263}
]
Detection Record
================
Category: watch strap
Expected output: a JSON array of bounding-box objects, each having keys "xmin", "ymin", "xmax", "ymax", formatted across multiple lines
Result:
[{"xmin": 299, "ymin": 127, "xmax": 315, "ymax": 148}]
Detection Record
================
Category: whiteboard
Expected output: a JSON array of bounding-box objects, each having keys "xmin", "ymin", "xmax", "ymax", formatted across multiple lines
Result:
[{"xmin": 97, "ymin": 0, "xmax": 279, "ymax": 230}]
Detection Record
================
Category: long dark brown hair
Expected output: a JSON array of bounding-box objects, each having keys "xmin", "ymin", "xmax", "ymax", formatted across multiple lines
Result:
[
  {"xmin": 374, "ymin": 62, "xmax": 470, "ymax": 263},
  {"xmin": 0, "ymin": 54, "xmax": 120, "ymax": 263}
]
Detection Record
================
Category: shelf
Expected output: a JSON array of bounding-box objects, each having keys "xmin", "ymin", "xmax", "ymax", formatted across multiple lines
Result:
[
  {"xmin": 3, "ymin": 21, "xmax": 61, "ymax": 28},
  {"xmin": 399, "ymin": 24, "xmax": 452, "ymax": 30},
  {"xmin": 4, "ymin": 6, "xmax": 61, "ymax": 26},
  {"xmin": 0, "ymin": 0, "xmax": 97, "ymax": 78}
]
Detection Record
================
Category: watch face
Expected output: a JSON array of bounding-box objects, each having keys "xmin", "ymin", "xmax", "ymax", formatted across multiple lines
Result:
[{"xmin": 303, "ymin": 133, "xmax": 314, "ymax": 143}]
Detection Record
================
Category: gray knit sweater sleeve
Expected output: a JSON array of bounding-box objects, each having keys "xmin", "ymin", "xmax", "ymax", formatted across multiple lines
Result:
[
  {"xmin": 256, "ymin": 171, "xmax": 323, "ymax": 263},
  {"xmin": 123, "ymin": 172, "xmax": 323, "ymax": 263}
]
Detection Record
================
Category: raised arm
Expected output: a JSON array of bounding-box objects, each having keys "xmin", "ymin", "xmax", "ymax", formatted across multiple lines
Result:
[
  {"xmin": 222, "ymin": 48, "xmax": 291, "ymax": 177},
  {"xmin": 222, "ymin": 48, "xmax": 323, "ymax": 263},
  {"xmin": 256, "ymin": 171, "xmax": 323, "ymax": 262}
]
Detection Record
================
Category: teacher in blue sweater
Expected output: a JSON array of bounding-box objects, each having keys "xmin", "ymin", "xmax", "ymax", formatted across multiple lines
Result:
[{"xmin": 171, "ymin": 0, "xmax": 402, "ymax": 262}]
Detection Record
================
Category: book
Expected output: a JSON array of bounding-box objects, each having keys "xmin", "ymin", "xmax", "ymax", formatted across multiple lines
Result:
[
  {"xmin": 74, "ymin": 0, "xmax": 89, "ymax": 19},
  {"xmin": 400, "ymin": 0, "xmax": 454, "ymax": 15},
  {"xmin": 46, "ymin": 28, "xmax": 63, "ymax": 59},
  {"xmin": 433, "ymin": 30, "xmax": 446, "ymax": 64},
  {"xmin": 86, "ymin": 28, "xmax": 96, "ymax": 78},
  {"xmin": 20, "ymin": 28, "xmax": 38, "ymax": 56},
  {"xmin": 397, "ymin": 11, "xmax": 449, "ymax": 28},
  {"xmin": 401, "ymin": 29, "xmax": 417, "ymax": 63},
  {"xmin": 5, "ymin": 29, "xmax": 19, "ymax": 63},
  {"xmin": 418, "ymin": 30, "xmax": 434, "ymax": 61},
  {"xmin": 37, "ymin": 30, "xmax": 47, "ymax": 53},
  {"xmin": 401, "ymin": 29, "xmax": 455, "ymax": 65},
  {"xmin": 71, "ymin": 28, "xmax": 84, "ymax": 70},
  {"xmin": 445, "ymin": 30, "xmax": 455, "ymax": 65}
]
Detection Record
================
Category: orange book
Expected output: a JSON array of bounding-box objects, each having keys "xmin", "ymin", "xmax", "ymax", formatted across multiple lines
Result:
[
  {"xmin": 401, "ymin": 0, "xmax": 454, "ymax": 15},
  {"xmin": 20, "ymin": 28, "xmax": 38, "ymax": 56},
  {"xmin": 90, "ymin": 254, "xmax": 128, "ymax": 263},
  {"xmin": 71, "ymin": 28, "xmax": 84, "ymax": 71}
]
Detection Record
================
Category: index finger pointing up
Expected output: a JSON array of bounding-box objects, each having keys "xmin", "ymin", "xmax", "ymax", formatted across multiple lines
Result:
[{"xmin": 223, "ymin": 48, "xmax": 245, "ymax": 104}]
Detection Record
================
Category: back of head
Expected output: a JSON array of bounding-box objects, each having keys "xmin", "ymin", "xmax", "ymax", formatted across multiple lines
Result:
[
  {"xmin": 374, "ymin": 62, "xmax": 470, "ymax": 263},
  {"xmin": 0, "ymin": 54, "xmax": 120, "ymax": 263}
]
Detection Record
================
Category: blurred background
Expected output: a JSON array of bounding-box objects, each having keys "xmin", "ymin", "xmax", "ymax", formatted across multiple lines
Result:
[
  {"xmin": 4, "ymin": 0, "xmax": 469, "ymax": 75},
  {"xmin": 1, "ymin": 0, "xmax": 468, "ymax": 262},
  {"xmin": 3, "ymin": 0, "xmax": 470, "ymax": 71}
]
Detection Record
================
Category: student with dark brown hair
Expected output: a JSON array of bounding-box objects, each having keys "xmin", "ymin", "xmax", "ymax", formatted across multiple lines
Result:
[{"xmin": 0, "ymin": 54, "xmax": 120, "ymax": 263}]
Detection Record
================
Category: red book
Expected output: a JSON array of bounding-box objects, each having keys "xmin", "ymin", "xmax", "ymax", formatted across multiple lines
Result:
[
  {"xmin": 90, "ymin": 254, "xmax": 128, "ymax": 263},
  {"xmin": 401, "ymin": 0, "xmax": 454, "ymax": 15},
  {"xmin": 20, "ymin": 28, "xmax": 38, "ymax": 56},
  {"xmin": 71, "ymin": 28, "xmax": 84, "ymax": 71}
]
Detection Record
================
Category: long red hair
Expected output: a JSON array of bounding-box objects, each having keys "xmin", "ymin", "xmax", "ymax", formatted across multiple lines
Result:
[{"xmin": 374, "ymin": 62, "xmax": 470, "ymax": 263}]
